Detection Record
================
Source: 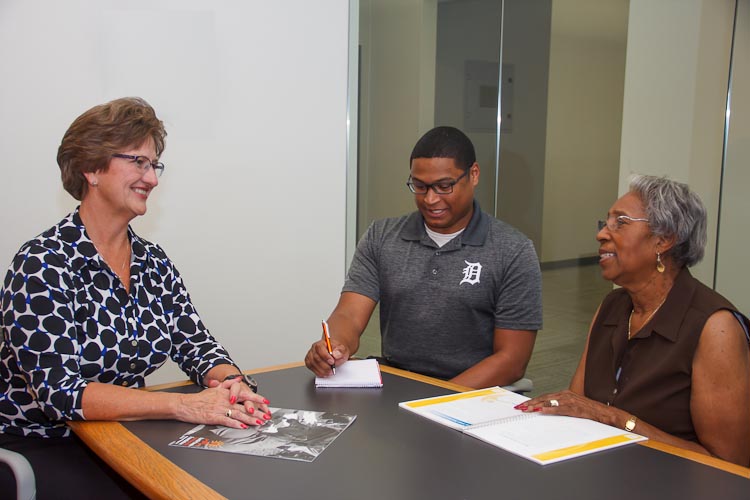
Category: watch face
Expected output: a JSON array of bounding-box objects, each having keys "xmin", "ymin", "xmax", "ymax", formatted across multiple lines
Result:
[{"xmin": 244, "ymin": 375, "xmax": 259, "ymax": 393}]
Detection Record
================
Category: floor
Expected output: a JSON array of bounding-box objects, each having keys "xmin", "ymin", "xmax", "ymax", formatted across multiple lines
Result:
[
  {"xmin": 357, "ymin": 263, "xmax": 612, "ymax": 398},
  {"xmin": 525, "ymin": 264, "xmax": 612, "ymax": 397}
]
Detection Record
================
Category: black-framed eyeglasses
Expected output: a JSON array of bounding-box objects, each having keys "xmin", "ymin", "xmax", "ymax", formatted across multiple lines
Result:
[
  {"xmin": 406, "ymin": 169, "xmax": 471, "ymax": 195},
  {"xmin": 597, "ymin": 214, "xmax": 649, "ymax": 232},
  {"xmin": 112, "ymin": 153, "xmax": 165, "ymax": 178}
]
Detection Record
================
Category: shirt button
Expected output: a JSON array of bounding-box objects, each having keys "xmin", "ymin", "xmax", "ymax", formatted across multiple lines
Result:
[
  {"xmin": 121, "ymin": 381, "xmax": 129, "ymax": 386},
  {"xmin": 128, "ymin": 318, "xmax": 136, "ymax": 325},
  {"xmin": 131, "ymin": 340, "xmax": 138, "ymax": 347},
  {"xmin": 435, "ymin": 251, "xmax": 441, "ymax": 256},
  {"xmin": 612, "ymin": 388, "xmax": 618, "ymax": 395},
  {"xmin": 130, "ymin": 363, "xmax": 136, "ymax": 370},
  {"xmin": 432, "ymin": 269, "xmax": 438, "ymax": 275}
]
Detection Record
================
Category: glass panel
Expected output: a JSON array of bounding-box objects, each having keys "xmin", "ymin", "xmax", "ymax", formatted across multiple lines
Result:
[
  {"xmin": 434, "ymin": 0, "xmax": 503, "ymax": 213},
  {"xmin": 356, "ymin": 0, "xmax": 504, "ymax": 358},
  {"xmin": 715, "ymin": 0, "xmax": 749, "ymax": 313},
  {"xmin": 499, "ymin": 0, "xmax": 628, "ymax": 396},
  {"xmin": 356, "ymin": 0, "xmax": 440, "ymax": 240},
  {"xmin": 353, "ymin": 1, "xmax": 630, "ymax": 397}
]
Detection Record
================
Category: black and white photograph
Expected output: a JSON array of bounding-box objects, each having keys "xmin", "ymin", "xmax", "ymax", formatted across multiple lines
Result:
[{"xmin": 170, "ymin": 408, "xmax": 356, "ymax": 462}]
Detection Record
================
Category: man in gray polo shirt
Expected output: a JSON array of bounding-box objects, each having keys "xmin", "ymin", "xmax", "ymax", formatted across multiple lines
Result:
[{"xmin": 305, "ymin": 126, "xmax": 542, "ymax": 388}]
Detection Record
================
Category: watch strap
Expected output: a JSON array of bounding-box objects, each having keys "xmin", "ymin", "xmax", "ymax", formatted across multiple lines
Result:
[{"xmin": 223, "ymin": 373, "xmax": 259, "ymax": 393}]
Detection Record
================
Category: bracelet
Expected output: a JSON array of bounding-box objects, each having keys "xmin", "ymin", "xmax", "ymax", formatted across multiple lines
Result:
[
  {"xmin": 624, "ymin": 415, "xmax": 638, "ymax": 432},
  {"xmin": 223, "ymin": 373, "xmax": 259, "ymax": 393}
]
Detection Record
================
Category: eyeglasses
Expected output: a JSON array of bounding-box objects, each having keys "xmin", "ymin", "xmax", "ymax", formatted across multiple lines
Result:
[
  {"xmin": 406, "ymin": 169, "xmax": 471, "ymax": 195},
  {"xmin": 112, "ymin": 153, "xmax": 165, "ymax": 178},
  {"xmin": 597, "ymin": 214, "xmax": 649, "ymax": 232}
]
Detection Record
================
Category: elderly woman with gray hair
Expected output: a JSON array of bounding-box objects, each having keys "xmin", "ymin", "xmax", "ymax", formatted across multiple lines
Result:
[{"xmin": 521, "ymin": 175, "xmax": 750, "ymax": 466}]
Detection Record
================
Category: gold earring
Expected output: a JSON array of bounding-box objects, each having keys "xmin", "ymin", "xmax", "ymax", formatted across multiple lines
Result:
[{"xmin": 656, "ymin": 252, "xmax": 665, "ymax": 273}]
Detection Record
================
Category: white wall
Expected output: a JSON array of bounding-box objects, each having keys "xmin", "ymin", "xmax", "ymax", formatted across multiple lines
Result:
[
  {"xmin": 541, "ymin": 0, "xmax": 627, "ymax": 262},
  {"xmin": 619, "ymin": 0, "xmax": 735, "ymax": 286},
  {"xmin": 0, "ymin": 0, "xmax": 351, "ymax": 384}
]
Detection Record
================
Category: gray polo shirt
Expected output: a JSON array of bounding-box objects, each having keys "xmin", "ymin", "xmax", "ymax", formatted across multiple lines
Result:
[{"xmin": 343, "ymin": 201, "xmax": 542, "ymax": 379}]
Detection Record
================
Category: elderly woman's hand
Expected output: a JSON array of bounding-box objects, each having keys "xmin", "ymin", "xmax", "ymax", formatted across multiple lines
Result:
[{"xmin": 515, "ymin": 390, "xmax": 623, "ymax": 426}]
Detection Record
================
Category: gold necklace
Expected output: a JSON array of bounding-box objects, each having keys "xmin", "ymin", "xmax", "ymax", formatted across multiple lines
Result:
[
  {"xmin": 95, "ymin": 242, "xmax": 131, "ymax": 282},
  {"xmin": 116, "ymin": 249, "xmax": 130, "ymax": 281},
  {"xmin": 627, "ymin": 297, "xmax": 666, "ymax": 340}
]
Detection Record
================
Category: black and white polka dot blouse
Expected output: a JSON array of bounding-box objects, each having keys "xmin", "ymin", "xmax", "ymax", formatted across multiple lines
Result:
[{"xmin": 0, "ymin": 209, "xmax": 237, "ymax": 438}]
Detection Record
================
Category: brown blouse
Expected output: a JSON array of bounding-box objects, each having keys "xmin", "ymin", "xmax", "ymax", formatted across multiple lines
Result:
[{"xmin": 584, "ymin": 268, "xmax": 749, "ymax": 442}]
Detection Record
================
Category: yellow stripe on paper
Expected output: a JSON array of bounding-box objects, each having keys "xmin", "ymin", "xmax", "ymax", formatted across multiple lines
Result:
[
  {"xmin": 532, "ymin": 434, "xmax": 639, "ymax": 462},
  {"xmin": 404, "ymin": 388, "xmax": 500, "ymax": 408}
]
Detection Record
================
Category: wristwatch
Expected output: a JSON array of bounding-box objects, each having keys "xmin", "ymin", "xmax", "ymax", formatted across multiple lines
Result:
[
  {"xmin": 624, "ymin": 415, "xmax": 638, "ymax": 432},
  {"xmin": 223, "ymin": 373, "xmax": 258, "ymax": 393}
]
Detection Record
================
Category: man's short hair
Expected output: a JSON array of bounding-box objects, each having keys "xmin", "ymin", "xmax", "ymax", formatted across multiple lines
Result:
[{"xmin": 409, "ymin": 126, "xmax": 476, "ymax": 171}]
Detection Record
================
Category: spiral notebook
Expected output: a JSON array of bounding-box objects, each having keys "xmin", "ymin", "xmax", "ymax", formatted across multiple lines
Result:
[
  {"xmin": 399, "ymin": 387, "xmax": 646, "ymax": 465},
  {"xmin": 315, "ymin": 359, "xmax": 383, "ymax": 388}
]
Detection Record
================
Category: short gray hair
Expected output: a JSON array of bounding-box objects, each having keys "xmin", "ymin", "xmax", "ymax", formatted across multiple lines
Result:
[{"xmin": 629, "ymin": 175, "xmax": 707, "ymax": 268}]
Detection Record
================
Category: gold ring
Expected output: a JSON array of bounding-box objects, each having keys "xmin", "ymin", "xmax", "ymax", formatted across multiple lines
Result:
[
  {"xmin": 225, "ymin": 409, "xmax": 233, "ymax": 418},
  {"xmin": 549, "ymin": 399, "xmax": 559, "ymax": 407}
]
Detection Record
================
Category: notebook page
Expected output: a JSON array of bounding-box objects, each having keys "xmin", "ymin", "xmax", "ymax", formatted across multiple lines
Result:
[
  {"xmin": 315, "ymin": 359, "xmax": 383, "ymax": 388},
  {"xmin": 399, "ymin": 386, "xmax": 528, "ymax": 429},
  {"xmin": 465, "ymin": 414, "xmax": 646, "ymax": 465}
]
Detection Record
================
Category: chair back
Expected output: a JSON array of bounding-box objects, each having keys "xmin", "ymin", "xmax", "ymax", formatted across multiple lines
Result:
[
  {"xmin": 502, "ymin": 377, "xmax": 534, "ymax": 394},
  {"xmin": 0, "ymin": 448, "xmax": 36, "ymax": 500}
]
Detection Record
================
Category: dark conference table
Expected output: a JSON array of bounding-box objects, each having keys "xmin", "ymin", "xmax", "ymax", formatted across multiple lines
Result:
[{"xmin": 69, "ymin": 363, "xmax": 750, "ymax": 500}]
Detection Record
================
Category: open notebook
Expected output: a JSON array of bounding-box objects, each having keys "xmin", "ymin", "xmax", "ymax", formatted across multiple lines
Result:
[
  {"xmin": 399, "ymin": 386, "xmax": 645, "ymax": 465},
  {"xmin": 315, "ymin": 359, "xmax": 383, "ymax": 388}
]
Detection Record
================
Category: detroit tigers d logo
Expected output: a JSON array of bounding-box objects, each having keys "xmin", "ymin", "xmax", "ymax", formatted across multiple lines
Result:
[{"xmin": 460, "ymin": 260, "xmax": 482, "ymax": 285}]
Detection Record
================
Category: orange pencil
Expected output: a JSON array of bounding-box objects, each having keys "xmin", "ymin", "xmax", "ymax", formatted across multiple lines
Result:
[{"xmin": 322, "ymin": 320, "xmax": 336, "ymax": 375}]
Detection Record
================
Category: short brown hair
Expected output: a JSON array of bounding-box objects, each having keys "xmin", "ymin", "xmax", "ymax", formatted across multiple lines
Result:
[{"xmin": 57, "ymin": 97, "xmax": 167, "ymax": 200}]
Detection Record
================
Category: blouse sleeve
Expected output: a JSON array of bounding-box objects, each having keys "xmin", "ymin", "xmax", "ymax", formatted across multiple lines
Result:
[
  {"xmin": 1, "ymin": 243, "xmax": 87, "ymax": 422},
  {"xmin": 163, "ymin": 259, "xmax": 237, "ymax": 386}
]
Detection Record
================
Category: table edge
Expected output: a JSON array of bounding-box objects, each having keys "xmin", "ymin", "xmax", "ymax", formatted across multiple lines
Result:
[
  {"xmin": 68, "ymin": 420, "xmax": 227, "ymax": 500},
  {"xmin": 70, "ymin": 361, "xmax": 749, "ymax": 498}
]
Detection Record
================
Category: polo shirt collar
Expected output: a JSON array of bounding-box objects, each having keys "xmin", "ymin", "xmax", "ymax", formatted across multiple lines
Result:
[
  {"xmin": 601, "ymin": 267, "xmax": 695, "ymax": 343},
  {"xmin": 400, "ymin": 199, "xmax": 488, "ymax": 247}
]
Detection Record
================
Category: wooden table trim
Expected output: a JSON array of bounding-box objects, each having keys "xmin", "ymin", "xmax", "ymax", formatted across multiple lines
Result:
[
  {"xmin": 70, "ymin": 361, "xmax": 748, "ymax": 499},
  {"xmin": 68, "ymin": 362, "xmax": 314, "ymax": 498},
  {"xmin": 639, "ymin": 440, "xmax": 750, "ymax": 478},
  {"xmin": 378, "ymin": 364, "xmax": 473, "ymax": 392},
  {"xmin": 142, "ymin": 362, "xmax": 307, "ymax": 392},
  {"xmin": 68, "ymin": 420, "xmax": 227, "ymax": 500},
  {"xmin": 381, "ymin": 365, "xmax": 750, "ymax": 479}
]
